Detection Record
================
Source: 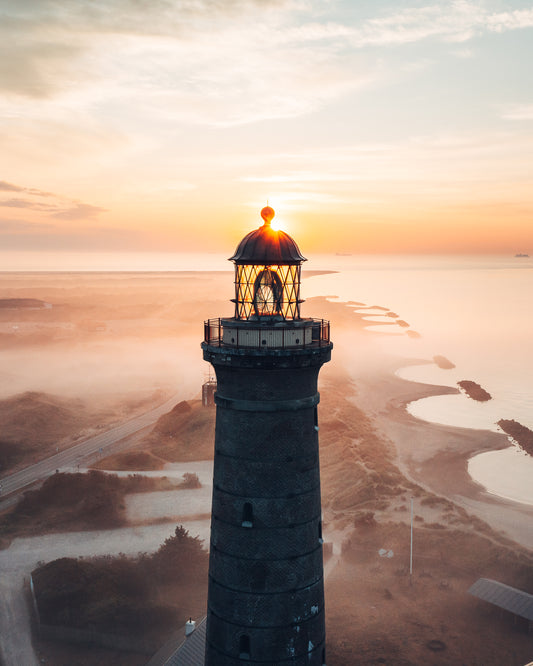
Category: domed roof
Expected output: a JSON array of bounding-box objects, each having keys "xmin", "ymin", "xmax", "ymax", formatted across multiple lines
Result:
[{"xmin": 230, "ymin": 207, "xmax": 307, "ymax": 265}]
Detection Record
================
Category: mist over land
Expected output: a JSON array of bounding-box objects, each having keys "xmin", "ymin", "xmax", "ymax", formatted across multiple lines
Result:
[{"xmin": 0, "ymin": 270, "xmax": 532, "ymax": 666}]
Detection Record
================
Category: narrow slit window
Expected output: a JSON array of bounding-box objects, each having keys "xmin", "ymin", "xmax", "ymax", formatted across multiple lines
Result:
[
  {"xmin": 239, "ymin": 634, "xmax": 251, "ymax": 659},
  {"xmin": 318, "ymin": 519, "xmax": 323, "ymax": 543},
  {"xmin": 314, "ymin": 406, "xmax": 319, "ymax": 431},
  {"xmin": 242, "ymin": 502, "xmax": 253, "ymax": 528}
]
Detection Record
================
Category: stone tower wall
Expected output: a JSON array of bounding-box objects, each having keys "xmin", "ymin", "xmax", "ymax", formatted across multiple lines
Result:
[{"xmin": 203, "ymin": 346, "xmax": 330, "ymax": 665}]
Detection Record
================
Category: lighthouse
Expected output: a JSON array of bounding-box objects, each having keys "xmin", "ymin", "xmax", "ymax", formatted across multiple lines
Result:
[{"xmin": 201, "ymin": 207, "xmax": 332, "ymax": 665}]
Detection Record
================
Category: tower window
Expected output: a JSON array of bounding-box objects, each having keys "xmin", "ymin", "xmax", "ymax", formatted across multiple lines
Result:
[
  {"xmin": 239, "ymin": 634, "xmax": 251, "ymax": 659},
  {"xmin": 242, "ymin": 502, "xmax": 253, "ymax": 528},
  {"xmin": 318, "ymin": 519, "xmax": 323, "ymax": 544}
]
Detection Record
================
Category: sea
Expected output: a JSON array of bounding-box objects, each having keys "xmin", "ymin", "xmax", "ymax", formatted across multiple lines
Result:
[
  {"xmin": 305, "ymin": 254, "xmax": 533, "ymax": 507},
  {"xmin": 2, "ymin": 251, "xmax": 532, "ymax": 506}
]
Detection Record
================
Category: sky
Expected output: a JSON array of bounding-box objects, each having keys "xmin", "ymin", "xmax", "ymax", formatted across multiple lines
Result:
[{"xmin": 1, "ymin": 0, "xmax": 533, "ymax": 262}]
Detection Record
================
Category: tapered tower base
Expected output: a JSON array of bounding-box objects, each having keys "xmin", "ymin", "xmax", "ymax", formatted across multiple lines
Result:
[{"xmin": 202, "ymin": 338, "xmax": 331, "ymax": 665}]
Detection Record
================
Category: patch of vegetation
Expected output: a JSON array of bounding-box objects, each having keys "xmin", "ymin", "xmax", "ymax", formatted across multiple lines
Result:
[
  {"xmin": 342, "ymin": 520, "xmax": 533, "ymax": 584},
  {"xmin": 458, "ymin": 380, "xmax": 492, "ymax": 402},
  {"xmin": 92, "ymin": 450, "xmax": 165, "ymax": 471},
  {"xmin": 319, "ymin": 387, "xmax": 415, "ymax": 514},
  {"xmin": 497, "ymin": 419, "xmax": 533, "ymax": 456},
  {"xmin": 1, "ymin": 470, "xmax": 195, "ymax": 540},
  {"xmin": 180, "ymin": 472, "xmax": 201, "ymax": 489},
  {"xmin": 147, "ymin": 400, "xmax": 215, "ymax": 462},
  {"xmin": 32, "ymin": 526, "xmax": 208, "ymax": 644},
  {"xmin": 0, "ymin": 391, "xmax": 88, "ymax": 470},
  {"xmin": 0, "ymin": 438, "xmax": 19, "ymax": 469}
]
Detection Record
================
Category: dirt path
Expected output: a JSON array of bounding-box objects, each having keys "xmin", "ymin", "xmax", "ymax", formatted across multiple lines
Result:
[{"xmin": 0, "ymin": 520, "xmax": 211, "ymax": 666}]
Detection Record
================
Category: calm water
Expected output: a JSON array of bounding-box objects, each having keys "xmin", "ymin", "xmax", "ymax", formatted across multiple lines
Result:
[{"xmin": 305, "ymin": 254, "xmax": 533, "ymax": 506}]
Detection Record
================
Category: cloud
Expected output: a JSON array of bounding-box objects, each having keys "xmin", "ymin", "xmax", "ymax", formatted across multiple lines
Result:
[
  {"xmin": 235, "ymin": 132, "xmax": 533, "ymax": 203},
  {"xmin": 0, "ymin": 218, "xmax": 54, "ymax": 233},
  {"xmin": 51, "ymin": 203, "xmax": 108, "ymax": 220},
  {"xmin": 0, "ymin": 198, "xmax": 57, "ymax": 212},
  {"xmin": 0, "ymin": 0, "xmax": 363, "ymax": 123},
  {"xmin": 1, "ymin": 1, "xmax": 532, "ymax": 128},
  {"xmin": 501, "ymin": 103, "xmax": 533, "ymax": 120},
  {"xmin": 0, "ymin": 181, "xmax": 24, "ymax": 192},
  {"xmin": 242, "ymin": 172, "xmax": 359, "ymax": 183},
  {"xmin": 0, "ymin": 180, "xmax": 55, "ymax": 196},
  {"xmin": 0, "ymin": 29, "xmax": 83, "ymax": 98},
  {"xmin": 307, "ymin": 4, "xmax": 533, "ymax": 49},
  {"xmin": 0, "ymin": 181, "xmax": 107, "ymax": 220},
  {"xmin": 486, "ymin": 8, "xmax": 533, "ymax": 32}
]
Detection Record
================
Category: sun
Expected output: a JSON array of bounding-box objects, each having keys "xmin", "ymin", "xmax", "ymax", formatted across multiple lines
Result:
[
  {"xmin": 270, "ymin": 217, "xmax": 286, "ymax": 232},
  {"xmin": 260, "ymin": 199, "xmax": 290, "ymax": 232}
]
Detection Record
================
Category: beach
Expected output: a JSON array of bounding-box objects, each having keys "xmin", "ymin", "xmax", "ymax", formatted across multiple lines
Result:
[
  {"xmin": 306, "ymin": 294, "xmax": 533, "ymax": 550},
  {"xmin": 353, "ymin": 356, "xmax": 533, "ymax": 549}
]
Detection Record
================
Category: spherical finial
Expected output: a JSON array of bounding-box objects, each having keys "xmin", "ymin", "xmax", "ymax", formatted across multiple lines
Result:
[{"xmin": 261, "ymin": 206, "xmax": 275, "ymax": 225}]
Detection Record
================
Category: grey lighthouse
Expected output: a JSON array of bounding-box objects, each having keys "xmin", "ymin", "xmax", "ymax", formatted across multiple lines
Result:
[{"xmin": 201, "ymin": 206, "xmax": 332, "ymax": 665}]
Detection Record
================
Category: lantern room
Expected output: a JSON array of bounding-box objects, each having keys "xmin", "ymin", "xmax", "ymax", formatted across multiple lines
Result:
[{"xmin": 230, "ymin": 206, "xmax": 305, "ymax": 321}]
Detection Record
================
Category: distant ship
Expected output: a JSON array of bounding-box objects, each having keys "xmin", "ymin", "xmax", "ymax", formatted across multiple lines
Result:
[{"xmin": 515, "ymin": 253, "xmax": 529, "ymax": 258}]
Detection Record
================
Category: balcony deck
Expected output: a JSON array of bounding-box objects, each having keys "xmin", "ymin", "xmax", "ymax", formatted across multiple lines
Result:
[{"xmin": 203, "ymin": 317, "xmax": 331, "ymax": 350}]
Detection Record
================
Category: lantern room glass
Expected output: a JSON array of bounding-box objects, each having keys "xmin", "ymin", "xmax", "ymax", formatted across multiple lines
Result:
[{"xmin": 233, "ymin": 263, "xmax": 302, "ymax": 320}]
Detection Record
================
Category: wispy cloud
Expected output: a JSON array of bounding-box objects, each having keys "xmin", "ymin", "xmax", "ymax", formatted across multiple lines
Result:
[
  {"xmin": 0, "ymin": 182, "xmax": 107, "ymax": 220},
  {"xmin": 0, "ymin": 198, "xmax": 57, "ymax": 212},
  {"xmin": 501, "ymin": 103, "xmax": 533, "ymax": 120},
  {"xmin": 286, "ymin": 4, "xmax": 533, "ymax": 48},
  {"xmin": 242, "ymin": 172, "xmax": 360, "ymax": 183},
  {"xmin": 51, "ymin": 203, "xmax": 107, "ymax": 220},
  {"xmin": 234, "ymin": 131, "xmax": 533, "ymax": 209},
  {"xmin": 0, "ymin": 181, "xmax": 25, "ymax": 192},
  {"xmin": 0, "ymin": 218, "xmax": 54, "ymax": 233},
  {"xmin": 4, "ymin": 0, "xmax": 532, "ymax": 128},
  {"xmin": 0, "ymin": 181, "xmax": 54, "ymax": 196}
]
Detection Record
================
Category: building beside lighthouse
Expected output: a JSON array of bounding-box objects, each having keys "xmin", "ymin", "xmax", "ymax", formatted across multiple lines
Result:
[{"xmin": 201, "ymin": 206, "xmax": 332, "ymax": 665}]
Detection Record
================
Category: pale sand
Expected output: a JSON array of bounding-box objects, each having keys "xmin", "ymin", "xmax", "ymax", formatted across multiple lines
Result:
[{"xmin": 350, "ymin": 354, "xmax": 533, "ymax": 549}]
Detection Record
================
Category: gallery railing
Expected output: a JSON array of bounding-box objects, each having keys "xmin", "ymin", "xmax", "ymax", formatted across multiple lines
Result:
[{"xmin": 203, "ymin": 318, "xmax": 331, "ymax": 349}]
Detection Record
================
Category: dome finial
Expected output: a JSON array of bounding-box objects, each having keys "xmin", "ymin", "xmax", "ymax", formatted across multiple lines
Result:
[{"xmin": 261, "ymin": 205, "xmax": 275, "ymax": 226}]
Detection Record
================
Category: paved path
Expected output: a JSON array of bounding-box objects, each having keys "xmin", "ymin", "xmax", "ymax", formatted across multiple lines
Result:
[
  {"xmin": 0, "ymin": 470, "xmax": 212, "ymax": 666},
  {"xmin": 0, "ymin": 517, "xmax": 211, "ymax": 666},
  {"xmin": 0, "ymin": 393, "xmax": 209, "ymax": 666},
  {"xmin": 0, "ymin": 574, "xmax": 38, "ymax": 666}
]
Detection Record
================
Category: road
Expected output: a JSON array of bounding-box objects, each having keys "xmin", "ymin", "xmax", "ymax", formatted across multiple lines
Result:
[
  {"xmin": 0, "ymin": 518, "xmax": 211, "ymax": 666},
  {"xmin": 0, "ymin": 393, "xmax": 182, "ymax": 510},
  {"xmin": 0, "ymin": 392, "xmax": 187, "ymax": 664}
]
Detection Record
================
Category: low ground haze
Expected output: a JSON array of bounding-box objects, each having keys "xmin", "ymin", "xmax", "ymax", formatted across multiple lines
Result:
[{"xmin": 1, "ymin": 270, "xmax": 532, "ymax": 666}]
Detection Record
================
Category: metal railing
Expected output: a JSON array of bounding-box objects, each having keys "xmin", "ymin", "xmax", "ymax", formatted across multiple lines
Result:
[{"xmin": 203, "ymin": 318, "xmax": 331, "ymax": 349}]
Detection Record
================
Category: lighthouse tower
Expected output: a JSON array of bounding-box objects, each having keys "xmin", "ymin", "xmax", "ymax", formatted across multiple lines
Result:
[{"xmin": 201, "ymin": 207, "xmax": 332, "ymax": 665}]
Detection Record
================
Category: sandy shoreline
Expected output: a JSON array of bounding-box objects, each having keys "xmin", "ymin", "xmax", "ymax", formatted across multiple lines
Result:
[
  {"xmin": 305, "ymin": 294, "xmax": 533, "ymax": 552},
  {"xmin": 351, "ymin": 354, "xmax": 533, "ymax": 549}
]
